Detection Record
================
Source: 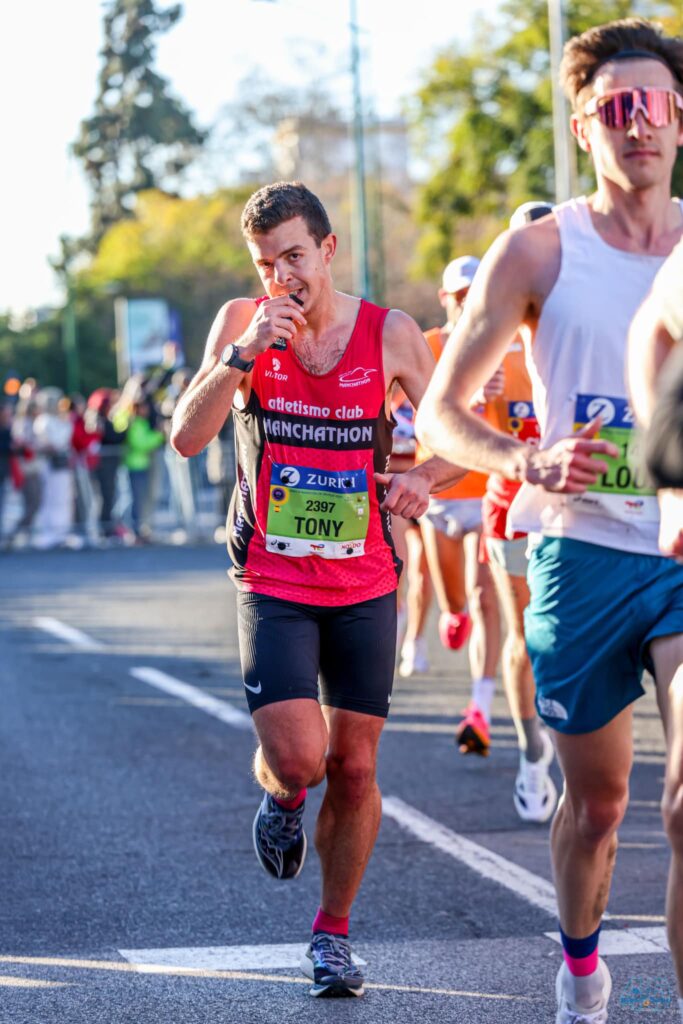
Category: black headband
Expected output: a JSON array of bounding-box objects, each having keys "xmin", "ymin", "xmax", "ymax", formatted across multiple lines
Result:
[{"xmin": 588, "ymin": 48, "xmax": 677, "ymax": 83}]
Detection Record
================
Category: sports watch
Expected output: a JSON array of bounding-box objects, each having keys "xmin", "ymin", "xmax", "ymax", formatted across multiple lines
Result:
[{"xmin": 220, "ymin": 343, "xmax": 255, "ymax": 373}]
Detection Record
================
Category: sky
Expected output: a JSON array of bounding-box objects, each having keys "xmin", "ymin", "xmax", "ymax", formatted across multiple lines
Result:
[{"xmin": 0, "ymin": 0, "xmax": 501, "ymax": 313}]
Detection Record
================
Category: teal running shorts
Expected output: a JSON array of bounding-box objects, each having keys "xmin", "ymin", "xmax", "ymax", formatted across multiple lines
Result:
[{"xmin": 525, "ymin": 536, "xmax": 683, "ymax": 734}]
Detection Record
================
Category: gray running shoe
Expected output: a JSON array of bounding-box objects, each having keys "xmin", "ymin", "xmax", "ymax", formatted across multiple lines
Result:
[
  {"xmin": 301, "ymin": 931, "xmax": 365, "ymax": 997},
  {"xmin": 252, "ymin": 792, "xmax": 307, "ymax": 880}
]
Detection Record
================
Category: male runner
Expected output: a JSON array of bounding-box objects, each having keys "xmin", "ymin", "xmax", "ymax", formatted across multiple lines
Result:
[
  {"xmin": 171, "ymin": 181, "xmax": 459, "ymax": 998},
  {"xmin": 480, "ymin": 200, "xmax": 558, "ymax": 822},
  {"xmin": 629, "ymin": 239, "xmax": 683, "ymax": 556},
  {"xmin": 416, "ymin": 19, "xmax": 683, "ymax": 1022},
  {"xmin": 419, "ymin": 257, "xmax": 502, "ymax": 754}
]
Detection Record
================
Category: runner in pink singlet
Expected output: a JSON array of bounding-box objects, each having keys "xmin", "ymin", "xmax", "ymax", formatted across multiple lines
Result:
[{"xmin": 172, "ymin": 182, "xmax": 462, "ymax": 998}]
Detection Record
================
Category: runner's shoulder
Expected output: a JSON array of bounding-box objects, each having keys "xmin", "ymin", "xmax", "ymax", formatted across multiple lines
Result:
[
  {"xmin": 482, "ymin": 217, "xmax": 560, "ymax": 293},
  {"xmin": 207, "ymin": 297, "xmax": 258, "ymax": 355}
]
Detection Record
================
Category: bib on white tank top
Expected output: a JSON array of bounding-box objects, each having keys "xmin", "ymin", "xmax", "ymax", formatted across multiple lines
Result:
[{"xmin": 508, "ymin": 196, "xmax": 679, "ymax": 556}]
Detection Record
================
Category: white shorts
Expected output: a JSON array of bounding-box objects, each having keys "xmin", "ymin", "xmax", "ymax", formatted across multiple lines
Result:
[
  {"xmin": 485, "ymin": 536, "xmax": 529, "ymax": 578},
  {"xmin": 422, "ymin": 498, "xmax": 483, "ymax": 539}
]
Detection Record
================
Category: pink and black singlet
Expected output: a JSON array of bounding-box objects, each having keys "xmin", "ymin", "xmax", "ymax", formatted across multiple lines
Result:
[{"xmin": 227, "ymin": 299, "xmax": 401, "ymax": 606}]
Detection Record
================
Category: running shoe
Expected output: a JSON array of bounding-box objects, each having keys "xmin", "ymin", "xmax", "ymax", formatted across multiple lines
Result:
[
  {"xmin": 455, "ymin": 700, "xmax": 490, "ymax": 756},
  {"xmin": 398, "ymin": 636, "xmax": 429, "ymax": 677},
  {"xmin": 555, "ymin": 958, "xmax": 612, "ymax": 1023},
  {"xmin": 252, "ymin": 792, "xmax": 307, "ymax": 880},
  {"xmin": 301, "ymin": 932, "xmax": 365, "ymax": 998},
  {"xmin": 438, "ymin": 611, "xmax": 472, "ymax": 651},
  {"xmin": 513, "ymin": 730, "xmax": 558, "ymax": 823}
]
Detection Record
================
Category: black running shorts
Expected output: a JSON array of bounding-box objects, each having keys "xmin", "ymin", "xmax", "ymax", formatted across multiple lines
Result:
[{"xmin": 236, "ymin": 590, "xmax": 397, "ymax": 718}]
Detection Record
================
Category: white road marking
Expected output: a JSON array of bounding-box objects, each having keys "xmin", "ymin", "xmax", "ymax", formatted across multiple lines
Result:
[
  {"xmin": 120, "ymin": 943, "xmax": 307, "ymax": 971},
  {"xmin": 382, "ymin": 796, "xmax": 558, "ymax": 915},
  {"xmin": 130, "ymin": 667, "xmax": 253, "ymax": 731},
  {"xmin": 546, "ymin": 926, "xmax": 670, "ymax": 957},
  {"xmin": 119, "ymin": 943, "xmax": 365, "ymax": 971},
  {"xmin": 33, "ymin": 617, "xmax": 103, "ymax": 652}
]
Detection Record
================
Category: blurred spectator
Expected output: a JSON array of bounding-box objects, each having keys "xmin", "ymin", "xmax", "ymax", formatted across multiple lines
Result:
[
  {"xmin": 0, "ymin": 403, "xmax": 13, "ymax": 536},
  {"xmin": 121, "ymin": 395, "xmax": 165, "ymax": 541},
  {"xmin": 32, "ymin": 388, "xmax": 74, "ymax": 549},
  {"xmin": 85, "ymin": 388, "xmax": 125, "ymax": 539},
  {"xmin": 67, "ymin": 393, "xmax": 101, "ymax": 544},
  {"xmin": 160, "ymin": 368, "xmax": 199, "ymax": 538},
  {"xmin": 8, "ymin": 397, "xmax": 43, "ymax": 546}
]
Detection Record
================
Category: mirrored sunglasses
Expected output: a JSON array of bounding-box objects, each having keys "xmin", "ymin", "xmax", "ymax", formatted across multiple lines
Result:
[{"xmin": 584, "ymin": 87, "xmax": 683, "ymax": 129}]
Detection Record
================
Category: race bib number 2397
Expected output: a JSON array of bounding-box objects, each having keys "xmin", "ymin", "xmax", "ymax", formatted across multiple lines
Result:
[{"xmin": 266, "ymin": 462, "xmax": 370, "ymax": 559}]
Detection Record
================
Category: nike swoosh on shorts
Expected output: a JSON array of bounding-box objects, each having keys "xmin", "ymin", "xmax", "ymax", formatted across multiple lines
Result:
[{"xmin": 244, "ymin": 681, "xmax": 262, "ymax": 695}]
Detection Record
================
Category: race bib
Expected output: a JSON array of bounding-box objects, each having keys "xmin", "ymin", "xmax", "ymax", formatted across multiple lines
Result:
[
  {"xmin": 507, "ymin": 400, "xmax": 540, "ymax": 445},
  {"xmin": 266, "ymin": 462, "xmax": 370, "ymax": 559},
  {"xmin": 571, "ymin": 393, "xmax": 658, "ymax": 523}
]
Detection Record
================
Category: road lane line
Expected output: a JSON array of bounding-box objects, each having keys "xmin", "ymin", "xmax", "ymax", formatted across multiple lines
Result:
[
  {"xmin": 33, "ymin": 617, "xmax": 103, "ymax": 651},
  {"xmin": 130, "ymin": 667, "xmax": 253, "ymax": 731},
  {"xmin": 382, "ymin": 796, "xmax": 558, "ymax": 916},
  {"xmin": 119, "ymin": 942, "xmax": 366, "ymax": 971},
  {"xmin": 0, "ymin": 956, "xmax": 531, "ymax": 999}
]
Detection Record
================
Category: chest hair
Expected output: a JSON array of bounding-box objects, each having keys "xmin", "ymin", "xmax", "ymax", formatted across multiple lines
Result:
[{"xmin": 294, "ymin": 334, "xmax": 349, "ymax": 376}]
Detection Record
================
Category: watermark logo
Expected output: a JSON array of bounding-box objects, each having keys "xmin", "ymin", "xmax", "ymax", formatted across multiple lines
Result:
[{"xmin": 620, "ymin": 976, "xmax": 675, "ymax": 1012}]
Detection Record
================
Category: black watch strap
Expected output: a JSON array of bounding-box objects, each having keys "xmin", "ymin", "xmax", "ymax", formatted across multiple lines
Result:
[{"xmin": 221, "ymin": 343, "xmax": 255, "ymax": 373}]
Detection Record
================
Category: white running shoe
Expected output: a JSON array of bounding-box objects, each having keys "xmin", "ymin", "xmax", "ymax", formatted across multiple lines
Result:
[
  {"xmin": 513, "ymin": 729, "xmax": 558, "ymax": 823},
  {"xmin": 555, "ymin": 958, "xmax": 612, "ymax": 1023},
  {"xmin": 398, "ymin": 637, "xmax": 429, "ymax": 677}
]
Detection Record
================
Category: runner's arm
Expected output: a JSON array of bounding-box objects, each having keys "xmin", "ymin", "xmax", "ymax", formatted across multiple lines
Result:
[
  {"xmin": 171, "ymin": 294, "xmax": 306, "ymax": 457},
  {"xmin": 415, "ymin": 229, "xmax": 618, "ymax": 492}
]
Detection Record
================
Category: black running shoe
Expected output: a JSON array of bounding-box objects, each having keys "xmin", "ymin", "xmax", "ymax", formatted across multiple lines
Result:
[
  {"xmin": 252, "ymin": 792, "xmax": 307, "ymax": 880},
  {"xmin": 300, "ymin": 932, "xmax": 365, "ymax": 998}
]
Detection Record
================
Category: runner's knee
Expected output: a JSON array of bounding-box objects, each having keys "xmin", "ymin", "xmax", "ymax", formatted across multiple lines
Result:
[
  {"xmin": 468, "ymin": 582, "xmax": 495, "ymax": 622},
  {"xmin": 325, "ymin": 751, "xmax": 377, "ymax": 807},
  {"xmin": 662, "ymin": 778, "xmax": 683, "ymax": 854},
  {"xmin": 570, "ymin": 789, "xmax": 629, "ymax": 845},
  {"xmin": 261, "ymin": 742, "xmax": 326, "ymax": 791}
]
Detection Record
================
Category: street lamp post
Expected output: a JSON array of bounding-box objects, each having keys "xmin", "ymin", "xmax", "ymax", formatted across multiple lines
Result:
[
  {"xmin": 547, "ymin": 0, "xmax": 577, "ymax": 203},
  {"xmin": 62, "ymin": 276, "xmax": 80, "ymax": 395},
  {"xmin": 349, "ymin": 0, "xmax": 372, "ymax": 300}
]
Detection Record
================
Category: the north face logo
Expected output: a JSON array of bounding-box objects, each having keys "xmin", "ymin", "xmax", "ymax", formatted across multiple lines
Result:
[{"xmin": 339, "ymin": 367, "xmax": 377, "ymax": 388}]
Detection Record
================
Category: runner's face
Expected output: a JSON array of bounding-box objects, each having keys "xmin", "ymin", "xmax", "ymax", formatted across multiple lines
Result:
[
  {"xmin": 574, "ymin": 59, "xmax": 683, "ymax": 193},
  {"xmin": 247, "ymin": 216, "xmax": 336, "ymax": 311}
]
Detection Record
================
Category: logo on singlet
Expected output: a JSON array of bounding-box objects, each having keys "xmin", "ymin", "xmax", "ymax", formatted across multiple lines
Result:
[
  {"xmin": 339, "ymin": 366, "xmax": 377, "ymax": 388},
  {"xmin": 266, "ymin": 356, "xmax": 288, "ymax": 381}
]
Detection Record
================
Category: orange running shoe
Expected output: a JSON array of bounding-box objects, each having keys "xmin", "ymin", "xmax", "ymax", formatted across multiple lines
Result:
[{"xmin": 455, "ymin": 701, "xmax": 490, "ymax": 756}]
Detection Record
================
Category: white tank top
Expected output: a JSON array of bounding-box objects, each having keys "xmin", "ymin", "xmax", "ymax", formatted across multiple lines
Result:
[{"xmin": 508, "ymin": 196, "xmax": 678, "ymax": 556}]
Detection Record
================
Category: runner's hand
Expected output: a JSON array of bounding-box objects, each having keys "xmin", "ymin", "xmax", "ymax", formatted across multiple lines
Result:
[
  {"xmin": 658, "ymin": 489, "xmax": 683, "ymax": 560},
  {"xmin": 525, "ymin": 417, "xmax": 619, "ymax": 493},
  {"xmin": 374, "ymin": 470, "xmax": 430, "ymax": 518},
  {"xmin": 240, "ymin": 295, "xmax": 307, "ymax": 354}
]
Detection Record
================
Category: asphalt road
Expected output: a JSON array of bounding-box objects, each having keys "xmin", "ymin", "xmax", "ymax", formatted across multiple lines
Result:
[{"xmin": 0, "ymin": 544, "xmax": 678, "ymax": 1022}]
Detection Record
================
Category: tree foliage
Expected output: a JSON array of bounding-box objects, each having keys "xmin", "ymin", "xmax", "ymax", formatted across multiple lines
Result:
[
  {"xmin": 411, "ymin": 0, "xmax": 683, "ymax": 274},
  {"xmin": 73, "ymin": 0, "xmax": 206, "ymax": 244}
]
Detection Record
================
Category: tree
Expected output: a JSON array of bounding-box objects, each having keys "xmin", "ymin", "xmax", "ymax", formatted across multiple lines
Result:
[
  {"xmin": 73, "ymin": 0, "xmax": 207, "ymax": 244},
  {"xmin": 410, "ymin": 0, "xmax": 683, "ymax": 275}
]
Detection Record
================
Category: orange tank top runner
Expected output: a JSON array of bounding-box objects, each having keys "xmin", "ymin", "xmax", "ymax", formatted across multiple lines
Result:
[
  {"xmin": 227, "ymin": 299, "xmax": 401, "ymax": 607},
  {"xmin": 416, "ymin": 326, "xmax": 497, "ymax": 498},
  {"xmin": 482, "ymin": 338, "xmax": 541, "ymax": 541}
]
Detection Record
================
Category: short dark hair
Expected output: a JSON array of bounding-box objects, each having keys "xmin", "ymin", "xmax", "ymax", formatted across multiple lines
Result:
[
  {"xmin": 560, "ymin": 18, "xmax": 683, "ymax": 110},
  {"xmin": 241, "ymin": 181, "xmax": 332, "ymax": 246}
]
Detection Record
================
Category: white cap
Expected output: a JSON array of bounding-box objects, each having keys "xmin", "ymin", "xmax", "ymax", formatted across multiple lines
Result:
[{"xmin": 442, "ymin": 255, "xmax": 480, "ymax": 294}]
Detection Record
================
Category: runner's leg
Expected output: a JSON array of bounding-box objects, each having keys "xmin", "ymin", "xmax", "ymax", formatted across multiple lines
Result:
[
  {"xmin": 315, "ymin": 707, "xmax": 385, "ymax": 917},
  {"xmin": 253, "ymin": 699, "xmax": 328, "ymax": 799},
  {"xmin": 464, "ymin": 530, "xmax": 501, "ymax": 704},
  {"xmin": 399, "ymin": 522, "xmax": 433, "ymax": 675},
  {"xmin": 650, "ymin": 634, "xmax": 683, "ymax": 1001},
  {"xmin": 420, "ymin": 516, "xmax": 466, "ymax": 611},
  {"xmin": 551, "ymin": 708, "xmax": 632, "ymax": 933}
]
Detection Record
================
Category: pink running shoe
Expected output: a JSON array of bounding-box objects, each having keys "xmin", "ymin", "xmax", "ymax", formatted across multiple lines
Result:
[{"xmin": 438, "ymin": 611, "xmax": 472, "ymax": 651}]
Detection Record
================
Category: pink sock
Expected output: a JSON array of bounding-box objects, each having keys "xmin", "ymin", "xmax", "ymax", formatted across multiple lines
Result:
[
  {"xmin": 312, "ymin": 907, "xmax": 349, "ymax": 936},
  {"xmin": 274, "ymin": 788, "xmax": 306, "ymax": 810},
  {"xmin": 563, "ymin": 949, "xmax": 599, "ymax": 976}
]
